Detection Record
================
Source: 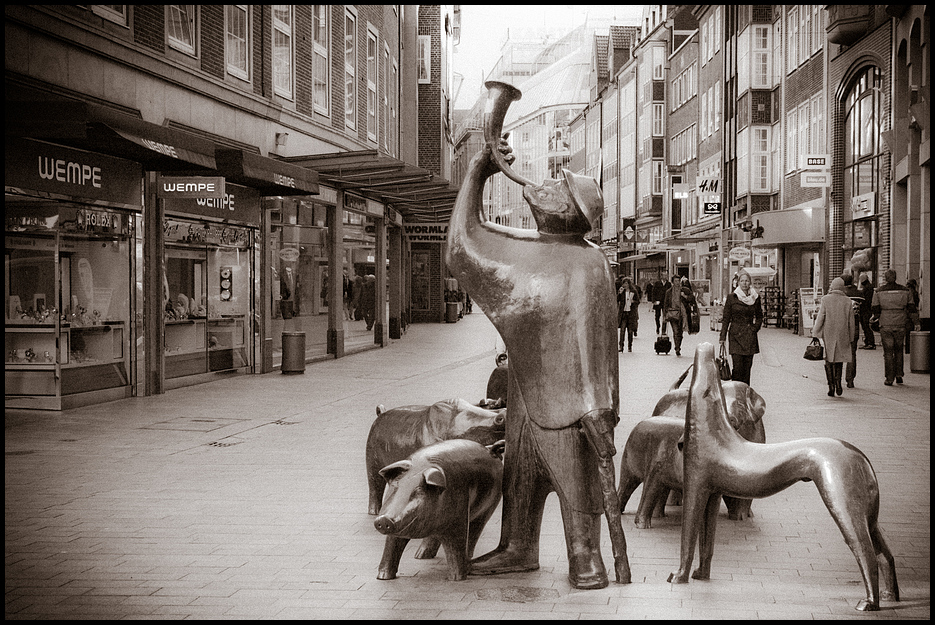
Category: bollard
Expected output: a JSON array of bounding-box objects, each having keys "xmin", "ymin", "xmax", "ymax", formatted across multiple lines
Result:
[
  {"xmin": 281, "ymin": 332, "xmax": 306, "ymax": 374},
  {"xmin": 909, "ymin": 331, "xmax": 929, "ymax": 373}
]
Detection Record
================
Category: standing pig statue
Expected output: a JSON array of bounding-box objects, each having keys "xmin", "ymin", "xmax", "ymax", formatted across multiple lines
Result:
[
  {"xmin": 366, "ymin": 398, "xmax": 506, "ymax": 516},
  {"xmin": 618, "ymin": 379, "xmax": 766, "ymax": 527},
  {"xmin": 374, "ymin": 439, "xmax": 504, "ymax": 581}
]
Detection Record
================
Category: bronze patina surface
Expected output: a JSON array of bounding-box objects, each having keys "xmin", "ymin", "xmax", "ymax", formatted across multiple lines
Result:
[
  {"xmin": 445, "ymin": 81, "xmax": 629, "ymax": 589},
  {"xmin": 669, "ymin": 342, "xmax": 899, "ymax": 611}
]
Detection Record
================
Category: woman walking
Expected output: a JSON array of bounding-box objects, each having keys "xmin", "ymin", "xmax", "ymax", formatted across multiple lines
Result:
[
  {"xmin": 617, "ymin": 277, "xmax": 640, "ymax": 352},
  {"xmin": 719, "ymin": 270, "xmax": 763, "ymax": 385},
  {"xmin": 811, "ymin": 277, "xmax": 856, "ymax": 397}
]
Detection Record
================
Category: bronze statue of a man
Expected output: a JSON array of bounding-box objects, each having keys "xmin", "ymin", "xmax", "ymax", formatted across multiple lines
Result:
[{"xmin": 446, "ymin": 132, "xmax": 626, "ymax": 589}]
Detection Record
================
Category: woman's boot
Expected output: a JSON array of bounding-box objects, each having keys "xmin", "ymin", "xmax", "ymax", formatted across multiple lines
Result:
[
  {"xmin": 824, "ymin": 362, "xmax": 835, "ymax": 397},
  {"xmin": 834, "ymin": 362, "xmax": 844, "ymax": 396}
]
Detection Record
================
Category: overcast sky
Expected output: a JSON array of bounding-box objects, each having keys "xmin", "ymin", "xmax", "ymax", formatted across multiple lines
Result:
[{"xmin": 452, "ymin": 5, "xmax": 644, "ymax": 109}]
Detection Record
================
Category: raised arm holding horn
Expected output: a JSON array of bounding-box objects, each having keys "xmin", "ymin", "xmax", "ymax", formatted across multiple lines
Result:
[{"xmin": 447, "ymin": 81, "xmax": 629, "ymax": 589}]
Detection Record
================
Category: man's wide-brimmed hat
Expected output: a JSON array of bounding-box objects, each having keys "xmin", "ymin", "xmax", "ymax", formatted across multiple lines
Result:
[{"xmin": 562, "ymin": 169, "xmax": 603, "ymax": 227}]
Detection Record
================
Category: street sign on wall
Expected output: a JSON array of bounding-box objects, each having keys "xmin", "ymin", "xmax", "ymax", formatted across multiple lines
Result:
[{"xmin": 800, "ymin": 172, "xmax": 831, "ymax": 187}]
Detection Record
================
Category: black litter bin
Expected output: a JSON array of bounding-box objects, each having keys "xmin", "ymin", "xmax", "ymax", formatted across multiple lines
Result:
[
  {"xmin": 445, "ymin": 302, "xmax": 459, "ymax": 323},
  {"xmin": 281, "ymin": 332, "xmax": 306, "ymax": 374}
]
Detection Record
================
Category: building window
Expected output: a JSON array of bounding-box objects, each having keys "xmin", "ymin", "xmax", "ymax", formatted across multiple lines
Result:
[
  {"xmin": 91, "ymin": 5, "xmax": 128, "ymax": 26},
  {"xmin": 418, "ymin": 35, "xmax": 431, "ymax": 83},
  {"xmin": 167, "ymin": 5, "xmax": 196, "ymax": 56},
  {"xmin": 753, "ymin": 25, "xmax": 769, "ymax": 88},
  {"xmin": 753, "ymin": 127, "xmax": 770, "ymax": 192},
  {"xmin": 367, "ymin": 27, "xmax": 378, "ymax": 141},
  {"xmin": 652, "ymin": 46, "xmax": 665, "ymax": 80},
  {"xmin": 810, "ymin": 93, "xmax": 824, "ymax": 154},
  {"xmin": 312, "ymin": 5, "xmax": 329, "ymax": 115},
  {"xmin": 652, "ymin": 103, "xmax": 664, "ymax": 136},
  {"xmin": 652, "ymin": 160, "xmax": 663, "ymax": 195},
  {"xmin": 225, "ymin": 5, "xmax": 249, "ymax": 81},
  {"xmin": 786, "ymin": 6, "xmax": 798, "ymax": 74},
  {"xmin": 345, "ymin": 9, "xmax": 357, "ymax": 129},
  {"xmin": 844, "ymin": 66, "xmax": 883, "ymax": 202},
  {"xmin": 382, "ymin": 45, "xmax": 389, "ymax": 151},
  {"xmin": 272, "ymin": 5, "xmax": 293, "ymax": 99},
  {"xmin": 786, "ymin": 107, "xmax": 797, "ymax": 173},
  {"xmin": 390, "ymin": 61, "xmax": 398, "ymax": 156},
  {"xmin": 797, "ymin": 101, "xmax": 809, "ymax": 168}
]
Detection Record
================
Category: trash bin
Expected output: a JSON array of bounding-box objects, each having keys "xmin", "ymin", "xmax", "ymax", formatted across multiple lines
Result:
[
  {"xmin": 281, "ymin": 332, "xmax": 306, "ymax": 374},
  {"xmin": 910, "ymin": 331, "xmax": 929, "ymax": 373},
  {"xmin": 445, "ymin": 302, "xmax": 459, "ymax": 323}
]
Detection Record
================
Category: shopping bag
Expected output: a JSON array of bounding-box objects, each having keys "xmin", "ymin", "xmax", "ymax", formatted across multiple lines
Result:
[
  {"xmin": 803, "ymin": 337, "xmax": 824, "ymax": 361},
  {"xmin": 716, "ymin": 344, "xmax": 732, "ymax": 381}
]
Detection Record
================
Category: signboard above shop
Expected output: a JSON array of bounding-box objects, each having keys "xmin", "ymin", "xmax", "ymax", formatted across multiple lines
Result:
[
  {"xmin": 157, "ymin": 175, "xmax": 226, "ymax": 199},
  {"xmin": 162, "ymin": 181, "xmax": 260, "ymax": 225}
]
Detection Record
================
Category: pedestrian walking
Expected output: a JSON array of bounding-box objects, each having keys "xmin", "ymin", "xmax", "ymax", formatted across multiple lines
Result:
[
  {"xmin": 871, "ymin": 269, "xmax": 917, "ymax": 385},
  {"xmin": 651, "ymin": 277, "xmax": 668, "ymax": 334},
  {"xmin": 662, "ymin": 274, "xmax": 689, "ymax": 356},
  {"xmin": 617, "ymin": 276, "xmax": 640, "ymax": 352},
  {"xmin": 812, "ymin": 277, "xmax": 857, "ymax": 397},
  {"xmin": 905, "ymin": 278, "xmax": 920, "ymax": 354},
  {"xmin": 841, "ymin": 272, "xmax": 862, "ymax": 388},
  {"xmin": 858, "ymin": 273, "xmax": 876, "ymax": 349},
  {"xmin": 681, "ymin": 276, "xmax": 700, "ymax": 335},
  {"xmin": 719, "ymin": 269, "xmax": 763, "ymax": 385}
]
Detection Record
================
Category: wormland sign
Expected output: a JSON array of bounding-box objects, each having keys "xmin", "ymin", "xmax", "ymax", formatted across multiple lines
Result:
[{"xmin": 404, "ymin": 222, "xmax": 449, "ymax": 242}]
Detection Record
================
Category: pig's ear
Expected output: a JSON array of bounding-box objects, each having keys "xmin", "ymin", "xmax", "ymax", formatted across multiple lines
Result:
[
  {"xmin": 379, "ymin": 460, "xmax": 411, "ymax": 483},
  {"xmin": 423, "ymin": 467, "xmax": 447, "ymax": 490}
]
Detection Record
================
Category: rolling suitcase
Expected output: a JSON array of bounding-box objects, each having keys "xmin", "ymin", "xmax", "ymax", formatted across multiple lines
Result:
[{"xmin": 654, "ymin": 332, "xmax": 672, "ymax": 355}]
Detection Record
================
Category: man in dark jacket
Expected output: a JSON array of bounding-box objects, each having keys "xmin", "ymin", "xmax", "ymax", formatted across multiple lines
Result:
[
  {"xmin": 841, "ymin": 273, "xmax": 862, "ymax": 388},
  {"xmin": 858, "ymin": 273, "xmax": 876, "ymax": 349},
  {"xmin": 871, "ymin": 269, "xmax": 916, "ymax": 386},
  {"xmin": 652, "ymin": 278, "xmax": 669, "ymax": 334}
]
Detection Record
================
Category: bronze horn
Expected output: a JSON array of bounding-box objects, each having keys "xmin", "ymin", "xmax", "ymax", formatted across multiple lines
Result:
[{"xmin": 484, "ymin": 80, "xmax": 536, "ymax": 187}]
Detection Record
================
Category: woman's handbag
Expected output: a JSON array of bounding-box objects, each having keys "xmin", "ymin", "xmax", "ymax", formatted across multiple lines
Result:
[
  {"xmin": 716, "ymin": 345, "xmax": 732, "ymax": 381},
  {"xmin": 803, "ymin": 337, "xmax": 824, "ymax": 361}
]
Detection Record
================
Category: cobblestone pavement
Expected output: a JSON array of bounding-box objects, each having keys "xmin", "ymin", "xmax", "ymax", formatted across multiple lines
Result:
[{"xmin": 5, "ymin": 304, "xmax": 930, "ymax": 619}]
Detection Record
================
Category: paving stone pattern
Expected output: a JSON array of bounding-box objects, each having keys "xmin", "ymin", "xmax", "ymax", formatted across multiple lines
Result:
[{"xmin": 5, "ymin": 304, "xmax": 930, "ymax": 619}]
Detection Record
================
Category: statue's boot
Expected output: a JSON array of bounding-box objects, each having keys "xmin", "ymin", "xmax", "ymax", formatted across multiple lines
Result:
[
  {"xmin": 564, "ymin": 511, "xmax": 608, "ymax": 589},
  {"xmin": 469, "ymin": 480, "xmax": 546, "ymax": 575}
]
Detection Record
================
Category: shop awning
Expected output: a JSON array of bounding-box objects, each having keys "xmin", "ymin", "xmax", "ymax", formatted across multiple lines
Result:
[
  {"xmin": 739, "ymin": 266, "xmax": 777, "ymax": 279},
  {"xmin": 280, "ymin": 150, "xmax": 460, "ymax": 223},
  {"xmin": 619, "ymin": 251, "xmax": 666, "ymax": 263},
  {"xmin": 6, "ymin": 100, "xmax": 217, "ymax": 171},
  {"xmin": 215, "ymin": 149, "xmax": 319, "ymax": 196}
]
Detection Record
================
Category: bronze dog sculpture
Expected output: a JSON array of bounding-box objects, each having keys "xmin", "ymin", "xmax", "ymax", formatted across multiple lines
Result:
[
  {"xmin": 618, "ymin": 369, "xmax": 766, "ymax": 525},
  {"xmin": 668, "ymin": 342, "xmax": 898, "ymax": 612}
]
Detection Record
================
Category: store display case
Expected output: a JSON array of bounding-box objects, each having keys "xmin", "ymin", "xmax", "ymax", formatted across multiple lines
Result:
[{"xmin": 5, "ymin": 205, "xmax": 134, "ymax": 410}]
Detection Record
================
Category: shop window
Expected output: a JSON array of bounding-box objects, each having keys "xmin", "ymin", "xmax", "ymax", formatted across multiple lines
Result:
[
  {"xmin": 164, "ymin": 220, "xmax": 252, "ymax": 378},
  {"xmin": 6, "ymin": 202, "xmax": 133, "ymax": 406}
]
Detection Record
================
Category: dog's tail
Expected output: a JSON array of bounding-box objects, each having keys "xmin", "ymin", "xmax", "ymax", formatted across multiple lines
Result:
[{"xmin": 671, "ymin": 364, "xmax": 693, "ymax": 390}]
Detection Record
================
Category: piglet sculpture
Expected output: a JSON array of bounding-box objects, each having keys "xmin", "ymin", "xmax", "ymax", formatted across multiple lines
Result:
[
  {"xmin": 669, "ymin": 342, "xmax": 898, "ymax": 612},
  {"xmin": 374, "ymin": 439, "xmax": 504, "ymax": 581},
  {"xmin": 367, "ymin": 399, "xmax": 506, "ymax": 516},
  {"xmin": 618, "ymin": 377, "xmax": 766, "ymax": 527}
]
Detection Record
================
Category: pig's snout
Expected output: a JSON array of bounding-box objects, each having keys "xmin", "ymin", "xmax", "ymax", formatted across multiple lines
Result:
[
  {"xmin": 374, "ymin": 515, "xmax": 397, "ymax": 535},
  {"xmin": 494, "ymin": 412, "xmax": 506, "ymax": 426}
]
